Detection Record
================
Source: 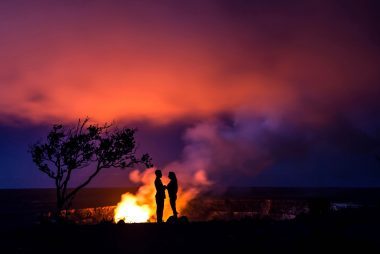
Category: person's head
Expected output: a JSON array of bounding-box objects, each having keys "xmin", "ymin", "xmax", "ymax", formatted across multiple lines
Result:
[
  {"xmin": 168, "ymin": 171, "xmax": 176, "ymax": 181},
  {"xmin": 155, "ymin": 170, "xmax": 162, "ymax": 178}
]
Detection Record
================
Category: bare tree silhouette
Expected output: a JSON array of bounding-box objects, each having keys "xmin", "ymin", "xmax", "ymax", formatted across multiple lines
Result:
[{"xmin": 30, "ymin": 118, "xmax": 152, "ymax": 212}]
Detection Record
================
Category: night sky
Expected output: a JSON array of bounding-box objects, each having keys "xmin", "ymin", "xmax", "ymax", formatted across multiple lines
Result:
[{"xmin": 1, "ymin": 0, "xmax": 380, "ymax": 188}]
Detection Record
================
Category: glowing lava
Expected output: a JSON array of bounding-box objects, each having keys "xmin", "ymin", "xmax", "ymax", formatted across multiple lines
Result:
[
  {"xmin": 114, "ymin": 193, "xmax": 152, "ymax": 223},
  {"xmin": 113, "ymin": 168, "xmax": 210, "ymax": 223}
]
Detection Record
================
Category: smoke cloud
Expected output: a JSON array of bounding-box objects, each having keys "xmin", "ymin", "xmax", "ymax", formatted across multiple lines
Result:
[{"xmin": 1, "ymin": 0, "xmax": 380, "ymax": 187}]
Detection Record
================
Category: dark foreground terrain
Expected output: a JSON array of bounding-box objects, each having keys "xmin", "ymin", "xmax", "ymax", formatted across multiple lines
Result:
[{"xmin": 1, "ymin": 207, "xmax": 380, "ymax": 254}]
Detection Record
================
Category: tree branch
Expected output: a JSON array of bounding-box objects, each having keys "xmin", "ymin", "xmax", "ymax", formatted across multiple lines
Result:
[{"xmin": 65, "ymin": 162, "xmax": 103, "ymax": 203}]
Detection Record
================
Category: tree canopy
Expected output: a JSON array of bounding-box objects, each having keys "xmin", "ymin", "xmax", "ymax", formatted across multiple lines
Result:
[{"xmin": 30, "ymin": 118, "xmax": 152, "ymax": 211}]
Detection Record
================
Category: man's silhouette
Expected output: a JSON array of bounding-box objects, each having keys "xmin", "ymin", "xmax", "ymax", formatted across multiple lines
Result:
[
  {"xmin": 154, "ymin": 169, "xmax": 165, "ymax": 223},
  {"xmin": 166, "ymin": 171, "xmax": 178, "ymax": 218}
]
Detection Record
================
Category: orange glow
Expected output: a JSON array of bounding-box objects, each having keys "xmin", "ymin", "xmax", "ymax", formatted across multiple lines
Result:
[
  {"xmin": 1, "ymin": 1, "xmax": 379, "ymax": 128},
  {"xmin": 114, "ymin": 193, "xmax": 151, "ymax": 223},
  {"xmin": 114, "ymin": 168, "xmax": 203, "ymax": 223}
]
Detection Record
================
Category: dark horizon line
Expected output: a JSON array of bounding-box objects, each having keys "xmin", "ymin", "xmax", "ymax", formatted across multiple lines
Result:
[{"xmin": 1, "ymin": 185, "xmax": 380, "ymax": 191}]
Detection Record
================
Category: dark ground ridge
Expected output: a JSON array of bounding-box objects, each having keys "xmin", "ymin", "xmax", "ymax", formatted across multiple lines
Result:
[{"xmin": 1, "ymin": 207, "xmax": 380, "ymax": 254}]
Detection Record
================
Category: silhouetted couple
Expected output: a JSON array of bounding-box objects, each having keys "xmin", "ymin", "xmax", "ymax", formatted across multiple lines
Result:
[{"xmin": 154, "ymin": 170, "xmax": 178, "ymax": 223}]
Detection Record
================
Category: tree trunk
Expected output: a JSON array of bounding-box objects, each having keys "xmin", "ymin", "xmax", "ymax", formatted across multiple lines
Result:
[{"xmin": 55, "ymin": 187, "xmax": 65, "ymax": 221}]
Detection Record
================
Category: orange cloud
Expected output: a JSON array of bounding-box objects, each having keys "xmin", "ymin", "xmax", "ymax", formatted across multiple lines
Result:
[{"xmin": 0, "ymin": 1, "xmax": 379, "ymax": 125}]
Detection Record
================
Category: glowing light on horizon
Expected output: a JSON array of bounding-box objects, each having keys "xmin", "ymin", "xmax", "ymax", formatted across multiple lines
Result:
[
  {"xmin": 114, "ymin": 168, "xmax": 206, "ymax": 223},
  {"xmin": 114, "ymin": 193, "xmax": 151, "ymax": 223}
]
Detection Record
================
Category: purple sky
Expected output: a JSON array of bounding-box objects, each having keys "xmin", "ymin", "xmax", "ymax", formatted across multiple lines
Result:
[{"xmin": 0, "ymin": 0, "xmax": 380, "ymax": 188}]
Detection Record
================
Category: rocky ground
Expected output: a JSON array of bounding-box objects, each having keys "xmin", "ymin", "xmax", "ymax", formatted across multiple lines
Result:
[{"xmin": 1, "ymin": 207, "xmax": 379, "ymax": 254}]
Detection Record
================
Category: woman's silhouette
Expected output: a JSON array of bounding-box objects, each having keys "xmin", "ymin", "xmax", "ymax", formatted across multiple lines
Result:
[{"xmin": 166, "ymin": 171, "xmax": 178, "ymax": 218}]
